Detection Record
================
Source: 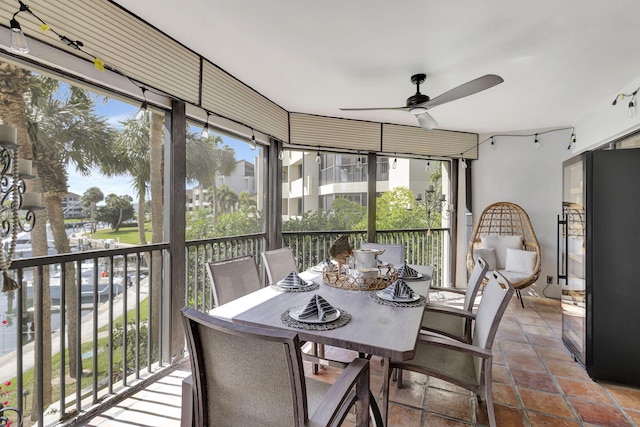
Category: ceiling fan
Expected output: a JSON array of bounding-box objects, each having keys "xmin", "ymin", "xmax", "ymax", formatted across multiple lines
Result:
[{"xmin": 340, "ymin": 73, "xmax": 504, "ymax": 131}]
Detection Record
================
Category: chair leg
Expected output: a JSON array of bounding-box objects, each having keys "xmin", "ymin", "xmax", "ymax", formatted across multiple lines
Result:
[
  {"xmin": 397, "ymin": 368, "xmax": 403, "ymax": 389},
  {"xmin": 515, "ymin": 289, "xmax": 524, "ymax": 308}
]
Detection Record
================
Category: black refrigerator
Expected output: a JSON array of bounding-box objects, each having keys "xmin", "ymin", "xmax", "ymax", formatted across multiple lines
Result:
[{"xmin": 558, "ymin": 148, "xmax": 640, "ymax": 387}]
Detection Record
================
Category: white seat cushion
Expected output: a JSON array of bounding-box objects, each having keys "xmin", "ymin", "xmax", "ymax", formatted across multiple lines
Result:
[
  {"xmin": 504, "ymin": 248, "xmax": 536, "ymax": 275},
  {"xmin": 472, "ymin": 248, "xmax": 497, "ymax": 271},
  {"xmin": 479, "ymin": 235, "xmax": 523, "ymax": 269}
]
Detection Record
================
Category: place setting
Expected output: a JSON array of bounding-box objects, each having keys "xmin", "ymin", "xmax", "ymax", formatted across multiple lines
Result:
[
  {"xmin": 370, "ymin": 276, "xmax": 427, "ymax": 307},
  {"xmin": 281, "ymin": 294, "xmax": 351, "ymax": 330},
  {"xmin": 398, "ymin": 263, "xmax": 429, "ymax": 281},
  {"xmin": 270, "ymin": 271, "xmax": 319, "ymax": 292}
]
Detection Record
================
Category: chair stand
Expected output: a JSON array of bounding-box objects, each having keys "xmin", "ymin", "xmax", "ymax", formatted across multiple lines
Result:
[{"xmin": 515, "ymin": 289, "xmax": 524, "ymax": 308}]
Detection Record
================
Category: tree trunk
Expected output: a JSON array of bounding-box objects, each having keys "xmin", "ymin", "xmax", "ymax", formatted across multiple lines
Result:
[
  {"xmin": 137, "ymin": 191, "xmax": 147, "ymax": 245},
  {"xmin": 149, "ymin": 112, "xmax": 164, "ymax": 355},
  {"xmin": 29, "ymin": 177, "xmax": 53, "ymax": 418}
]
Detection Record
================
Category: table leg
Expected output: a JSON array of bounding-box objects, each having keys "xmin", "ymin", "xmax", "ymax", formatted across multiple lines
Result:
[{"xmin": 382, "ymin": 357, "xmax": 390, "ymax": 426}]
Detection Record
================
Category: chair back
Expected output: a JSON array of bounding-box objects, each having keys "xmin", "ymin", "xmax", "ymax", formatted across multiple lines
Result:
[
  {"xmin": 360, "ymin": 243, "xmax": 405, "ymax": 266},
  {"xmin": 205, "ymin": 255, "xmax": 262, "ymax": 307},
  {"xmin": 472, "ymin": 271, "xmax": 514, "ymax": 386},
  {"xmin": 182, "ymin": 307, "xmax": 308, "ymax": 427},
  {"xmin": 262, "ymin": 247, "xmax": 298, "ymax": 284},
  {"xmin": 463, "ymin": 256, "xmax": 490, "ymax": 312}
]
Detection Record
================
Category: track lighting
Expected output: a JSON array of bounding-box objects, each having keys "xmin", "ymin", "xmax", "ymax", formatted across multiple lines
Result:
[
  {"xmin": 613, "ymin": 89, "xmax": 639, "ymax": 118},
  {"xmin": 534, "ymin": 135, "xmax": 540, "ymax": 149},
  {"xmin": 490, "ymin": 137, "xmax": 496, "ymax": 151},
  {"xmin": 315, "ymin": 150, "xmax": 321, "ymax": 164},
  {"xmin": 250, "ymin": 129, "xmax": 256, "ymax": 150},
  {"xmin": 461, "ymin": 158, "xmax": 468, "ymax": 169},
  {"xmin": 135, "ymin": 88, "xmax": 148, "ymax": 121},
  {"xmin": 278, "ymin": 150, "xmax": 284, "ymax": 161},
  {"xmin": 201, "ymin": 112, "xmax": 210, "ymax": 139},
  {"xmin": 392, "ymin": 157, "xmax": 397, "ymax": 169},
  {"xmin": 356, "ymin": 155, "xmax": 362, "ymax": 170}
]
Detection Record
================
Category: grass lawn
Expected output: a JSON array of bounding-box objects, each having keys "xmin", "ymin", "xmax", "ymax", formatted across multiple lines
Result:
[{"xmin": 92, "ymin": 225, "xmax": 151, "ymax": 245}]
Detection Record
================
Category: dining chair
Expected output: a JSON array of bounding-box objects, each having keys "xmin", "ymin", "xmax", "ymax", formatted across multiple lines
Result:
[
  {"xmin": 205, "ymin": 255, "xmax": 262, "ymax": 307},
  {"xmin": 383, "ymin": 271, "xmax": 514, "ymax": 427},
  {"xmin": 181, "ymin": 307, "xmax": 371, "ymax": 427},
  {"xmin": 421, "ymin": 256, "xmax": 490, "ymax": 342},
  {"xmin": 360, "ymin": 242, "xmax": 405, "ymax": 266},
  {"xmin": 261, "ymin": 247, "xmax": 298, "ymax": 284}
]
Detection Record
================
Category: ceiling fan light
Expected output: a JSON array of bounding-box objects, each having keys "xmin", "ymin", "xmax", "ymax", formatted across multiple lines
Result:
[
  {"xmin": 409, "ymin": 107, "xmax": 428, "ymax": 115},
  {"xmin": 415, "ymin": 112, "xmax": 438, "ymax": 131}
]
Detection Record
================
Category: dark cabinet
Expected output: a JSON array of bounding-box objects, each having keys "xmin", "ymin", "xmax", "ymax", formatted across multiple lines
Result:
[{"xmin": 558, "ymin": 149, "xmax": 640, "ymax": 387}]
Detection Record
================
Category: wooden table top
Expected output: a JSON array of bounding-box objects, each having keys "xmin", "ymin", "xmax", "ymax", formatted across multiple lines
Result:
[{"xmin": 210, "ymin": 265, "xmax": 433, "ymax": 361}]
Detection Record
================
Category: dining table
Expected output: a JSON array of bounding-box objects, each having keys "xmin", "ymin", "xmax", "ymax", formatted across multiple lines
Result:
[{"xmin": 209, "ymin": 264, "xmax": 434, "ymax": 426}]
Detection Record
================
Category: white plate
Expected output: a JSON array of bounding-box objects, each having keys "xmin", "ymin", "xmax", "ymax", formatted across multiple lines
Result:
[
  {"xmin": 376, "ymin": 290, "xmax": 421, "ymax": 302},
  {"xmin": 275, "ymin": 280, "xmax": 314, "ymax": 288},
  {"xmin": 402, "ymin": 273, "xmax": 424, "ymax": 281},
  {"xmin": 289, "ymin": 306, "xmax": 341, "ymax": 323}
]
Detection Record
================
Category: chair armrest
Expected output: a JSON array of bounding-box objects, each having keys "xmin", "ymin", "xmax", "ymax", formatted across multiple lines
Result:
[
  {"xmin": 417, "ymin": 334, "xmax": 492, "ymax": 359},
  {"xmin": 424, "ymin": 304, "xmax": 476, "ymax": 320},
  {"xmin": 429, "ymin": 286, "xmax": 467, "ymax": 295},
  {"xmin": 308, "ymin": 358, "xmax": 370, "ymax": 427}
]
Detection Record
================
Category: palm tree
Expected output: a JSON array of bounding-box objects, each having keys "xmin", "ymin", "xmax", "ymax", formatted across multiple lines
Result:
[
  {"xmin": 106, "ymin": 109, "xmax": 165, "ymax": 353},
  {"xmin": 216, "ymin": 184, "xmax": 239, "ymax": 214},
  {"xmin": 82, "ymin": 187, "xmax": 105, "ymax": 238},
  {"xmin": 27, "ymin": 75, "xmax": 118, "ymax": 387},
  {"xmin": 186, "ymin": 133, "xmax": 237, "ymax": 222}
]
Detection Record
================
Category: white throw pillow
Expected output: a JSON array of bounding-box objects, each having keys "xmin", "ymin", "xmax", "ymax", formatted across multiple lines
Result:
[
  {"xmin": 473, "ymin": 248, "xmax": 497, "ymax": 271},
  {"xmin": 505, "ymin": 248, "xmax": 536, "ymax": 275},
  {"xmin": 480, "ymin": 235, "xmax": 523, "ymax": 269}
]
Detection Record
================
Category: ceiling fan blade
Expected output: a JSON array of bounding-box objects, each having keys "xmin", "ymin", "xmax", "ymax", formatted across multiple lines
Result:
[
  {"xmin": 339, "ymin": 106, "xmax": 409, "ymax": 112},
  {"xmin": 417, "ymin": 74, "xmax": 504, "ymax": 110},
  {"xmin": 414, "ymin": 111, "xmax": 438, "ymax": 131}
]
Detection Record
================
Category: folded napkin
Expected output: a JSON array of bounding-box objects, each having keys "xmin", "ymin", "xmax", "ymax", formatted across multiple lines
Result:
[
  {"xmin": 398, "ymin": 264, "xmax": 419, "ymax": 278},
  {"xmin": 382, "ymin": 279, "xmax": 415, "ymax": 300},
  {"xmin": 278, "ymin": 271, "xmax": 306, "ymax": 288},
  {"xmin": 298, "ymin": 294, "xmax": 337, "ymax": 320}
]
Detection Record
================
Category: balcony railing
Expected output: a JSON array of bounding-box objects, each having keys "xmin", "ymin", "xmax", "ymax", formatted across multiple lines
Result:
[{"xmin": 0, "ymin": 228, "xmax": 447, "ymax": 425}]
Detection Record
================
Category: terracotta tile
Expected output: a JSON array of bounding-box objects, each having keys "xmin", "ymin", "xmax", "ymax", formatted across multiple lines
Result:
[
  {"xmin": 518, "ymin": 316, "xmax": 549, "ymax": 327},
  {"xmin": 536, "ymin": 346, "xmax": 574, "ymax": 363},
  {"xmin": 520, "ymin": 324, "xmax": 558, "ymax": 338},
  {"xmin": 544, "ymin": 359, "xmax": 591, "ymax": 381},
  {"xmin": 425, "ymin": 388, "xmax": 473, "ymax": 422},
  {"xmin": 568, "ymin": 398, "xmax": 634, "ymax": 426},
  {"xmin": 492, "ymin": 382, "xmax": 519, "ymax": 406},
  {"xmin": 624, "ymin": 409, "xmax": 640, "ymax": 425},
  {"xmin": 476, "ymin": 402, "xmax": 527, "ymax": 427},
  {"xmin": 556, "ymin": 377, "xmax": 612, "ymax": 404},
  {"xmin": 510, "ymin": 369, "xmax": 558, "ymax": 393},
  {"xmin": 422, "ymin": 413, "xmax": 472, "ymax": 426},
  {"xmin": 500, "ymin": 340, "xmax": 536, "ymax": 356},
  {"xmin": 496, "ymin": 329, "xmax": 529, "ymax": 342},
  {"xmin": 492, "ymin": 364, "xmax": 510, "ymax": 384},
  {"xmin": 525, "ymin": 411, "xmax": 581, "ymax": 426},
  {"xmin": 603, "ymin": 383, "xmax": 640, "ymax": 411},
  {"xmin": 527, "ymin": 335, "xmax": 565, "ymax": 349},
  {"xmin": 428, "ymin": 377, "xmax": 472, "ymax": 394},
  {"xmin": 388, "ymin": 377, "xmax": 425, "ymax": 409},
  {"xmin": 386, "ymin": 402, "xmax": 423, "ymax": 427},
  {"xmin": 518, "ymin": 388, "xmax": 574, "ymax": 418},
  {"xmin": 504, "ymin": 354, "xmax": 547, "ymax": 373}
]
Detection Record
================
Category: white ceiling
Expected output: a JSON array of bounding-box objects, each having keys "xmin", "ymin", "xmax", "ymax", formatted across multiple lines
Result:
[{"xmin": 114, "ymin": 0, "xmax": 640, "ymax": 135}]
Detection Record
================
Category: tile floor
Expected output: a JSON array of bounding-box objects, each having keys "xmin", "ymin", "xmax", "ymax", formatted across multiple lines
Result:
[{"xmin": 81, "ymin": 295, "xmax": 640, "ymax": 426}]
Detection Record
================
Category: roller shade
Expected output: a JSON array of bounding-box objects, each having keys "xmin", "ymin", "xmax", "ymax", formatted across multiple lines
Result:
[
  {"xmin": 290, "ymin": 113, "xmax": 381, "ymax": 151},
  {"xmin": 0, "ymin": 0, "xmax": 200, "ymax": 103},
  {"xmin": 201, "ymin": 60, "xmax": 289, "ymax": 143},
  {"xmin": 382, "ymin": 124, "xmax": 478, "ymax": 159}
]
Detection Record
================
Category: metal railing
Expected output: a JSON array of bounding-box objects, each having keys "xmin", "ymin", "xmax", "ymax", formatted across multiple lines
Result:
[{"xmin": 0, "ymin": 228, "xmax": 446, "ymax": 425}]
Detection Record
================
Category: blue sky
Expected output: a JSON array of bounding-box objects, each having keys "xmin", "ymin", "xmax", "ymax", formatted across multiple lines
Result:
[{"xmin": 66, "ymin": 97, "xmax": 255, "ymax": 200}]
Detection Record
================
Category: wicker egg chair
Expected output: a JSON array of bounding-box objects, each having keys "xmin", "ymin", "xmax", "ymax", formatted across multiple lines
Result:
[{"xmin": 467, "ymin": 202, "xmax": 541, "ymax": 307}]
